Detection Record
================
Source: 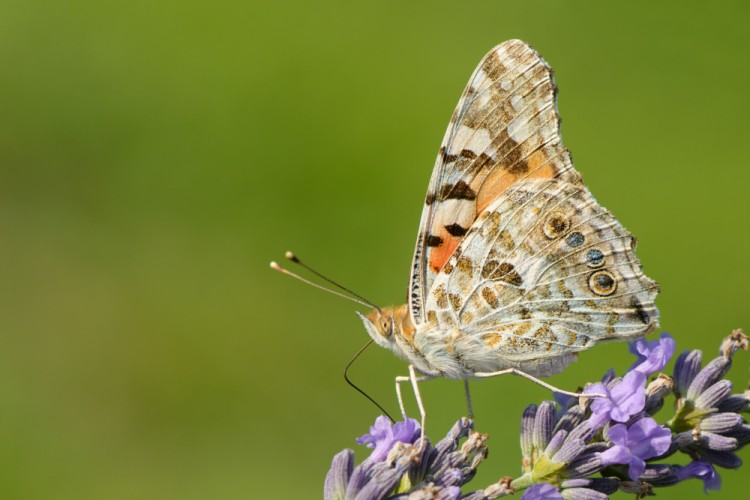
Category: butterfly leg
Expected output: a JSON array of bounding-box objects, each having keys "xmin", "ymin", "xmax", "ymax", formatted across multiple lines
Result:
[
  {"xmin": 395, "ymin": 369, "xmax": 434, "ymax": 420},
  {"xmin": 395, "ymin": 365, "xmax": 435, "ymax": 452},
  {"xmin": 463, "ymin": 379, "xmax": 474, "ymax": 420},
  {"xmin": 409, "ymin": 364, "xmax": 428, "ymax": 451},
  {"xmin": 474, "ymin": 368, "xmax": 604, "ymax": 398}
]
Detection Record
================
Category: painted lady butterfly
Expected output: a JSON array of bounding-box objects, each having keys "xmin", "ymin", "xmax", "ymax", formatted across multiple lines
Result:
[
  {"xmin": 356, "ymin": 40, "xmax": 659, "ymax": 415},
  {"xmin": 276, "ymin": 40, "xmax": 659, "ymax": 426}
]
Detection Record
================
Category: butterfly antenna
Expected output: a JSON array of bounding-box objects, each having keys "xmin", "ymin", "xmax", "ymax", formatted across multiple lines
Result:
[
  {"xmin": 283, "ymin": 251, "xmax": 381, "ymax": 312},
  {"xmin": 345, "ymin": 339, "xmax": 394, "ymax": 422},
  {"xmin": 270, "ymin": 262, "xmax": 376, "ymax": 309}
]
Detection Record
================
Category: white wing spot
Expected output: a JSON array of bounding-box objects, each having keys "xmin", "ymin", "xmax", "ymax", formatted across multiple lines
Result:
[
  {"xmin": 430, "ymin": 199, "xmax": 474, "ymax": 233},
  {"xmin": 511, "ymin": 95, "xmax": 524, "ymax": 112},
  {"xmin": 507, "ymin": 116, "xmax": 531, "ymax": 143},
  {"xmin": 501, "ymin": 79, "xmax": 512, "ymax": 91},
  {"xmin": 448, "ymin": 124, "xmax": 491, "ymax": 155}
]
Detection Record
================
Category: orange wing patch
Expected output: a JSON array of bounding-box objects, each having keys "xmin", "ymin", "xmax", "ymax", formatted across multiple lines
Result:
[
  {"xmin": 429, "ymin": 235, "xmax": 460, "ymax": 273},
  {"xmin": 475, "ymin": 149, "xmax": 558, "ymax": 213}
]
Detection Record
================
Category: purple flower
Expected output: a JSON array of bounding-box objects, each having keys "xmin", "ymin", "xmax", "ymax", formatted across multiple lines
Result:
[
  {"xmin": 668, "ymin": 331, "xmax": 750, "ymax": 468},
  {"xmin": 629, "ymin": 333, "xmax": 676, "ymax": 376},
  {"xmin": 327, "ymin": 417, "xmax": 487, "ymax": 499},
  {"xmin": 674, "ymin": 461, "xmax": 722, "ymax": 492},
  {"xmin": 356, "ymin": 416, "xmax": 421, "ymax": 462},
  {"xmin": 520, "ymin": 482, "xmax": 563, "ymax": 500},
  {"xmin": 325, "ymin": 330, "xmax": 747, "ymax": 498},
  {"xmin": 585, "ymin": 370, "xmax": 646, "ymax": 430},
  {"xmin": 598, "ymin": 417, "xmax": 672, "ymax": 480}
]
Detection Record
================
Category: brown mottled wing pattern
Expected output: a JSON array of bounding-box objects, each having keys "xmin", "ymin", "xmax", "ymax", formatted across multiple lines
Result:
[
  {"xmin": 421, "ymin": 178, "xmax": 659, "ymax": 373},
  {"xmin": 409, "ymin": 40, "xmax": 581, "ymax": 325}
]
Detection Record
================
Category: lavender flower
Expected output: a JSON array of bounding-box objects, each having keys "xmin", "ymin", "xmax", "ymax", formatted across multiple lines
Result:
[
  {"xmin": 513, "ymin": 400, "xmax": 620, "ymax": 498},
  {"xmin": 673, "ymin": 461, "xmax": 722, "ymax": 492},
  {"xmin": 598, "ymin": 418, "xmax": 671, "ymax": 479},
  {"xmin": 326, "ymin": 329, "xmax": 748, "ymax": 498},
  {"xmin": 629, "ymin": 333, "xmax": 676, "ymax": 376},
  {"xmin": 584, "ymin": 370, "xmax": 646, "ymax": 430},
  {"xmin": 325, "ymin": 417, "xmax": 488, "ymax": 500},
  {"xmin": 667, "ymin": 329, "xmax": 750, "ymax": 468},
  {"xmin": 639, "ymin": 460, "xmax": 722, "ymax": 492},
  {"xmin": 356, "ymin": 416, "xmax": 421, "ymax": 462}
]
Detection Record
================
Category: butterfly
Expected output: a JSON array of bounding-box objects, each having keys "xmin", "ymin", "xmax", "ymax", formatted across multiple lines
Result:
[
  {"xmin": 354, "ymin": 40, "xmax": 659, "ymax": 417},
  {"xmin": 274, "ymin": 39, "xmax": 659, "ymax": 428}
]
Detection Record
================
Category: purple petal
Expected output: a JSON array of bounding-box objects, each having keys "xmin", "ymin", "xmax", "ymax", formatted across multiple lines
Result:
[
  {"xmin": 356, "ymin": 416, "xmax": 421, "ymax": 462},
  {"xmin": 600, "ymin": 418, "xmax": 671, "ymax": 480},
  {"xmin": 627, "ymin": 457, "xmax": 647, "ymax": 481},
  {"xmin": 392, "ymin": 418, "xmax": 421, "ymax": 444},
  {"xmin": 599, "ymin": 444, "xmax": 645, "ymax": 480},
  {"xmin": 586, "ymin": 371, "xmax": 646, "ymax": 430},
  {"xmin": 608, "ymin": 371, "xmax": 647, "ymax": 421},
  {"xmin": 629, "ymin": 333, "xmax": 676, "ymax": 376},
  {"xmin": 356, "ymin": 415, "xmax": 392, "ymax": 447},
  {"xmin": 674, "ymin": 461, "xmax": 722, "ymax": 492},
  {"xmin": 605, "ymin": 423, "xmax": 628, "ymax": 447},
  {"xmin": 521, "ymin": 482, "xmax": 563, "ymax": 500},
  {"xmin": 627, "ymin": 418, "xmax": 673, "ymax": 459},
  {"xmin": 598, "ymin": 444, "xmax": 631, "ymax": 467},
  {"xmin": 601, "ymin": 369, "xmax": 616, "ymax": 385}
]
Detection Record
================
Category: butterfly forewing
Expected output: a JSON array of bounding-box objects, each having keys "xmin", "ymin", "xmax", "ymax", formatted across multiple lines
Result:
[{"xmin": 409, "ymin": 40, "xmax": 582, "ymax": 325}]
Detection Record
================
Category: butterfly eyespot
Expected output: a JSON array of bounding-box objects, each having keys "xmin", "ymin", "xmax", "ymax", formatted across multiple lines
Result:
[
  {"xmin": 566, "ymin": 232, "xmax": 585, "ymax": 247},
  {"xmin": 589, "ymin": 270, "xmax": 617, "ymax": 296},
  {"xmin": 586, "ymin": 248, "xmax": 605, "ymax": 268},
  {"xmin": 543, "ymin": 213, "xmax": 570, "ymax": 239}
]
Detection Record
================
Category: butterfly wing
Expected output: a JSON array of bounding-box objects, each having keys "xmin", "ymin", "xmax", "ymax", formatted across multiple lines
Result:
[
  {"xmin": 409, "ymin": 39, "xmax": 582, "ymax": 325},
  {"xmin": 420, "ymin": 177, "xmax": 659, "ymax": 376}
]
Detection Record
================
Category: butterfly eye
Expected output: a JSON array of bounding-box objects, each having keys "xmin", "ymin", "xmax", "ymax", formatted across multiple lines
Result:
[
  {"xmin": 589, "ymin": 270, "xmax": 617, "ymax": 296},
  {"xmin": 586, "ymin": 248, "xmax": 605, "ymax": 268},
  {"xmin": 543, "ymin": 213, "xmax": 571, "ymax": 239},
  {"xmin": 380, "ymin": 318, "xmax": 393, "ymax": 337}
]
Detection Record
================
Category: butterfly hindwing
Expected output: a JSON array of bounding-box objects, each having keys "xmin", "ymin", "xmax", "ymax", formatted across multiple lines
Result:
[
  {"xmin": 409, "ymin": 40, "xmax": 582, "ymax": 325},
  {"xmin": 417, "ymin": 178, "xmax": 659, "ymax": 375}
]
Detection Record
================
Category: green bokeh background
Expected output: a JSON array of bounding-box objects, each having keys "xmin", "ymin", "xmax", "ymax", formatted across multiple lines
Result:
[{"xmin": 1, "ymin": 0, "xmax": 748, "ymax": 498}]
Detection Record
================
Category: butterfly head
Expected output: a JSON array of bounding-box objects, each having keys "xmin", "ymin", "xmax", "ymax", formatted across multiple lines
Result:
[{"xmin": 356, "ymin": 305, "xmax": 413, "ymax": 353}]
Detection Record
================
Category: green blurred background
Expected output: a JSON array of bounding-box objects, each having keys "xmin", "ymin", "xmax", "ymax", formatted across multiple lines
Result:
[{"xmin": 0, "ymin": 0, "xmax": 748, "ymax": 498}]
